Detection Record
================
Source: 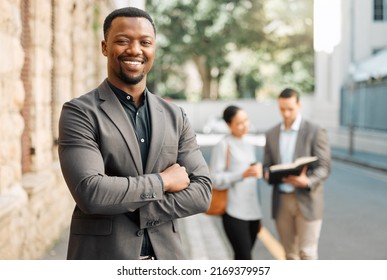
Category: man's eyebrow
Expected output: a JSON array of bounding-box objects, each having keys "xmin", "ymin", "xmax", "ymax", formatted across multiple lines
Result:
[{"xmin": 113, "ymin": 33, "xmax": 155, "ymax": 39}]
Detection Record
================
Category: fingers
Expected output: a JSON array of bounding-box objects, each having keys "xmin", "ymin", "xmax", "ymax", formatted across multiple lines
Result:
[
  {"xmin": 246, "ymin": 163, "xmax": 263, "ymax": 178},
  {"xmin": 264, "ymin": 170, "xmax": 270, "ymax": 181},
  {"xmin": 160, "ymin": 163, "xmax": 190, "ymax": 192},
  {"xmin": 249, "ymin": 163, "xmax": 262, "ymax": 178},
  {"xmin": 282, "ymin": 172, "xmax": 309, "ymax": 188}
]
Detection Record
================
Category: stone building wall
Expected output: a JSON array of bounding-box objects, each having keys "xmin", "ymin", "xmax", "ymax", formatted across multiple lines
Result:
[{"xmin": 0, "ymin": 0, "xmax": 113, "ymax": 259}]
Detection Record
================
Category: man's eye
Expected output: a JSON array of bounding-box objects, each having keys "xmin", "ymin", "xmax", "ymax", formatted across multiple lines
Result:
[{"xmin": 117, "ymin": 40, "xmax": 129, "ymax": 45}]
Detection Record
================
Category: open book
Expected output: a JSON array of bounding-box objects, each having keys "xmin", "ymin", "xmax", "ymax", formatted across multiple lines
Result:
[{"xmin": 268, "ymin": 156, "xmax": 318, "ymax": 184}]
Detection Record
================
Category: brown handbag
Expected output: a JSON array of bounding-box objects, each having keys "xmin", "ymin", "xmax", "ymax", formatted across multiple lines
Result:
[{"xmin": 206, "ymin": 143, "xmax": 230, "ymax": 215}]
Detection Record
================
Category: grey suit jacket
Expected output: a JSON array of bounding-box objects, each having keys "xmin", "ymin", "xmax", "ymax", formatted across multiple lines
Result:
[
  {"xmin": 58, "ymin": 79, "xmax": 212, "ymax": 260},
  {"xmin": 263, "ymin": 119, "xmax": 331, "ymax": 221}
]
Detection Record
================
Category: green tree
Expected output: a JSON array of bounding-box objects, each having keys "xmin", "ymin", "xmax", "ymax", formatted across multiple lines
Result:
[
  {"xmin": 146, "ymin": 0, "xmax": 314, "ymax": 100},
  {"xmin": 260, "ymin": 0, "xmax": 314, "ymax": 96},
  {"xmin": 147, "ymin": 0, "xmax": 266, "ymax": 100}
]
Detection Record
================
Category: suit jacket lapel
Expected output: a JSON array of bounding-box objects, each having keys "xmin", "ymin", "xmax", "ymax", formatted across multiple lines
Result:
[
  {"xmin": 97, "ymin": 80, "xmax": 143, "ymax": 174},
  {"xmin": 272, "ymin": 125, "xmax": 282, "ymax": 164},
  {"xmin": 145, "ymin": 93, "xmax": 165, "ymax": 173},
  {"xmin": 294, "ymin": 119, "xmax": 307, "ymax": 159}
]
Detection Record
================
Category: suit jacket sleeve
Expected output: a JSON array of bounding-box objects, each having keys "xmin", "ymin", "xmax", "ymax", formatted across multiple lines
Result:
[
  {"xmin": 137, "ymin": 106, "xmax": 212, "ymax": 229},
  {"xmin": 263, "ymin": 126, "xmax": 278, "ymax": 176},
  {"xmin": 58, "ymin": 99, "xmax": 164, "ymax": 215},
  {"xmin": 307, "ymin": 126, "xmax": 331, "ymax": 189}
]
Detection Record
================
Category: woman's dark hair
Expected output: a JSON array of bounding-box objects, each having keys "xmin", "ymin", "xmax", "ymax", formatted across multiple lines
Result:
[
  {"xmin": 103, "ymin": 7, "xmax": 156, "ymax": 40},
  {"xmin": 223, "ymin": 105, "xmax": 241, "ymax": 124}
]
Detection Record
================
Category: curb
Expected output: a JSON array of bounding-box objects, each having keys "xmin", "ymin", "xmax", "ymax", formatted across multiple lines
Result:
[{"xmin": 332, "ymin": 154, "xmax": 387, "ymax": 173}]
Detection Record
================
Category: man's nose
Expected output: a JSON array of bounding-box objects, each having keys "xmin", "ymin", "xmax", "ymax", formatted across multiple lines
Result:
[
  {"xmin": 125, "ymin": 41, "xmax": 142, "ymax": 55},
  {"xmin": 283, "ymin": 111, "xmax": 291, "ymax": 118}
]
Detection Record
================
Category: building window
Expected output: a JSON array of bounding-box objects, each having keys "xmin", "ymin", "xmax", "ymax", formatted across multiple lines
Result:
[{"xmin": 374, "ymin": 0, "xmax": 387, "ymax": 21}]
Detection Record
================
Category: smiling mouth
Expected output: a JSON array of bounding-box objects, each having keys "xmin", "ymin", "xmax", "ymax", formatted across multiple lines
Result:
[
  {"xmin": 122, "ymin": 60, "xmax": 143, "ymax": 65},
  {"xmin": 120, "ymin": 59, "xmax": 144, "ymax": 73}
]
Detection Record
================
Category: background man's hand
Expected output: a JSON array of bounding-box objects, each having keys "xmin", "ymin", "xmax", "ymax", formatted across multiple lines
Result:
[{"xmin": 282, "ymin": 166, "xmax": 309, "ymax": 188}]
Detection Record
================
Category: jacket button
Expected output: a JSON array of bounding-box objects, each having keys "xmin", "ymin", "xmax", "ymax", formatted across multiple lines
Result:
[{"xmin": 136, "ymin": 229, "xmax": 144, "ymax": 236}]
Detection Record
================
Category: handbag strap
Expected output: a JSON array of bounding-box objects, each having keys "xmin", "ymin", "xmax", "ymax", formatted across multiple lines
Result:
[{"xmin": 225, "ymin": 142, "xmax": 230, "ymax": 170}]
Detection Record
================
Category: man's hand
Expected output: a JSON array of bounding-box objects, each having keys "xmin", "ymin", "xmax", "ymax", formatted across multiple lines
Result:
[
  {"xmin": 282, "ymin": 166, "xmax": 309, "ymax": 188},
  {"xmin": 264, "ymin": 169, "xmax": 270, "ymax": 182},
  {"xmin": 160, "ymin": 163, "xmax": 190, "ymax": 192}
]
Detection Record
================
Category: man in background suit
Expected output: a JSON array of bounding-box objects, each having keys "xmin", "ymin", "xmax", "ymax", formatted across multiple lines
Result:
[
  {"xmin": 58, "ymin": 7, "xmax": 211, "ymax": 260},
  {"xmin": 263, "ymin": 88, "xmax": 331, "ymax": 260}
]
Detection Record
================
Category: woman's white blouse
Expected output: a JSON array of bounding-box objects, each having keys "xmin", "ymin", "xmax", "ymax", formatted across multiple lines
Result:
[{"xmin": 209, "ymin": 134, "xmax": 263, "ymax": 220}]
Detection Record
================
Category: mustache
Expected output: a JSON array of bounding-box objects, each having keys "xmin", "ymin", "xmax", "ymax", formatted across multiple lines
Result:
[{"xmin": 118, "ymin": 54, "xmax": 147, "ymax": 63}]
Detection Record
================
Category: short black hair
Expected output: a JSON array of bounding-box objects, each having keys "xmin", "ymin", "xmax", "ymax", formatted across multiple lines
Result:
[
  {"xmin": 103, "ymin": 7, "xmax": 156, "ymax": 40},
  {"xmin": 278, "ymin": 88, "xmax": 300, "ymax": 102},
  {"xmin": 223, "ymin": 105, "xmax": 241, "ymax": 124}
]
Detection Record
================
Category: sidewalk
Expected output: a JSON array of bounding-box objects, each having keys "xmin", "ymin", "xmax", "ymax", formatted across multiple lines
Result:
[{"xmin": 331, "ymin": 146, "xmax": 387, "ymax": 173}]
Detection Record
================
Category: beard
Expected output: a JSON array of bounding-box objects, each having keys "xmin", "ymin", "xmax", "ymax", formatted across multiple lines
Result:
[
  {"xmin": 117, "ymin": 54, "xmax": 148, "ymax": 85},
  {"xmin": 119, "ymin": 69, "xmax": 145, "ymax": 85}
]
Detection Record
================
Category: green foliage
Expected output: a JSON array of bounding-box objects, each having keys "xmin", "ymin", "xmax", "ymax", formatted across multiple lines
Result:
[
  {"xmin": 146, "ymin": 0, "xmax": 314, "ymax": 100},
  {"xmin": 262, "ymin": 0, "xmax": 314, "ymax": 95}
]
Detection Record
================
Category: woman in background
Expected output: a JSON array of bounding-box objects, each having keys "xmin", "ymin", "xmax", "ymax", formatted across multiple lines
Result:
[{"xmin": 210, "ymin": 105, "xmax": 263, "ymax": 260}]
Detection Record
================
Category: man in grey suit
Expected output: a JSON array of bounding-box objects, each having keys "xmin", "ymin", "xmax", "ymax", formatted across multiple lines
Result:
[
  {"xmin": 263, "ymin": 88, "xmax": 331, "ymax": 260},
  {"xmin": 58, "ymin": 7, "xmax": 211, "ymax": 260}
]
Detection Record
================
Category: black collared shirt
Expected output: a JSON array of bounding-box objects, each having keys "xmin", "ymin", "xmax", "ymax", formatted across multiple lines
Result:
[
  {"xmin": 108, "ymin": 81, "xmax": 154, "ymax": 257},
  {"xmin": 108, "ymin": 82, "xmax": 151, "ymax": 171}
]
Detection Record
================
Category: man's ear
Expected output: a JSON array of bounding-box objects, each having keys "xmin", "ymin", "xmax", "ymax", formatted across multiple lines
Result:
[{"xmin": 101, "ymin": 40, "xmax": 107, "ymax": 57}]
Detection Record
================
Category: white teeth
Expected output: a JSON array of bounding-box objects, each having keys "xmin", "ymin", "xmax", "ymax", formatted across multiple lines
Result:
[{"xmin": 123, "ymin": 61, "xmax": 141, "ymax": 65}]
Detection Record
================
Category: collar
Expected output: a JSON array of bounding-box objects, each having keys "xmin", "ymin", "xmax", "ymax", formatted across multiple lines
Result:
[
  {"xmin": 107, "ymin": 81, "xmax": 148, "ymax": 105},
  {"xmin": 281, "ymin": 114, "xmax": 302, "ymax": 132}
]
